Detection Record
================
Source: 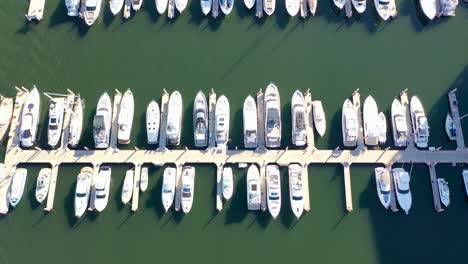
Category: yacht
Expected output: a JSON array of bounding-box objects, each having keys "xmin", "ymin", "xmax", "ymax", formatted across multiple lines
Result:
[
  {"xmin": 181, "ymin": 166, "xmax": 195, "ymax": 213},
  {"xmin": 20, "ymin": 87, "xmax": 40, "ymax": 148},
  {"xmin": 437, "ymin": 178, "xmax": 450, "ymax": 207},
  {"xmin": 93, "ymin": 92, "xmax": 112, "ymax": 149},
  {"xmin": 264, "ymin": 0, "xmax": 275, "ymax": 15},
  {"xmin": 352, "ymin": 0, "xmax": 366, "ymax": 13},
  {"xmin": 410, "ymin": 96, "xmax": 429, "ymax": 148},
  {"xmin": 247, "ymin": 164, "xmax": 261, "ymax": 210},
  {"xmin": 333, "ymin": 0, "xmax": 346, "ymax": 9},
  {"xmin": 215, "ymin": 95, "xmax": 230, "ymax": 148},
  {"xmin": 156, "ymin": 0, "xmax": 168, "ymax": 14},
  {"xmin": 392, "ymin": 168, "xmax": 412, "ymax": 214},
  {"xmin": 0, "ymin": 97, "xmax": 13, "ymax": 144},
  {"xmin": 201, "ymin": 0, "xmax": 212, "ymax": 15},
  {"xmin": 140, "ymin": 167, "xmax": 148, "ymax": 192},
  {"xmin": 440, "ymin": 0, "xmax": 458, "ymax": 16},
  {"xmin": 222, "ymin": 167, "xmax": 233, "ymax": 200},
  {"xmin": 35, "ymin": 168, "xmax": 51, "ymax": 203},
  {"xmin": 308, "ymin": 0, "xmax": 317, "ymax": 15},
  {"xmin": 312, "ymin": 101, "xmax": 326, "ymax": 137},
  {"xmin": 391, "ymin": 99, "xmax": 408, "ymax": 147},
  {"xmin": 374, "ymin": 167, "xmax": 391, "ymax": 209},
  {"xmin": 462, "ymin": 170, "xmax": 468, "ymax": 197},
  {"xmin": 342, "ymin": 99, "xmax": 358, "ymax": 147},
  {"xmin": 166, "ymin": 91, "xmax": 183, "ymax": 146},
  {"xmin": 9, "ymin": 168, "xmax": 28, "ymax": 207},
  {"xmin": 291, "ymin": 90, "xmax": 307, "ymax": 147},
  {"xmin": 419, "ymin": 0, "xmax": 437, "ymax": 20},
  {"xmin": 244, "ymin": 0, "xmax": 255, "ymax": 9},
  {"xmin": 175, "ymin": 0, "xmax": 188, "ymax": 13},
  {"xmin": 193, "ymin": 91, "xmax": 208, "ymax": 148},
  {"xmin": 68, "ymin": 95, "xmax": 84, "ymax": 148},
  {"xmin": 266, "ymin": 165, "xmax": 281, "ymax": 219},
  {"xmin": 47, "ymin": 99, "xmax": 65, "ymax": 148},
  {"xmin": 288, "ymin": 164, "xmax": 304, "ymax": 219},
  {"xmin": 220, "ymin": 0, "xmax": 234, "ymax": 15},
  {"xmin": 374, "ymin": 0, "xmax": 397, "ymax": 20},
  {"xmin": 117, "ymin": 89, "xmax": 134, "ymax": 145},
  {"xmin": 132, "ymin": 0, "xmax": 143, "ymax": 10},
  {"xmin": 94, "ymin": 166, "xmax": 111, "ymax": 212},
  {"xmin": 377, "ymin": 112, "xmax": 387, "ymax": 145},
  {"xmin": 264, "ymin": 83, "xmax": 282, "ymax": 148},
  {"xmin": 81, "ymin": 0, "xmax": 102, "ymax": 26},
  {"xmin": 445, "ymin": 113, "xmax": 456, "ymax": 141},
  {"xmin": 146, "ymin": 100, "xmax": 160, "ymax": 144},
  {"xmin": 109, "ymin": 0, "xmax": 124, "ymax": 14},
  {"xmin": 162, "ymin": 167, "xmax": 176, "ymax": 212},
  {"xmin": 285, "ymin": 0, "xmax": 300, "ymax": 16},
  {"xmin": 121, "ymin": 169, "xmax": 134, "ymax": 205},
  {"xmin": 66, "ymin": 0, "xmax": 81, "ymax": 16},
  {"xmin": 243, "ymin": 96, "xmax": 258, "ymax": 149},
  {"xmin": 74, "ymin": 167, "xmax": 93, "ymax": 218},
  {"xmin": 363, "ymin": 96, "xmax": 379, "ymax": 146}
]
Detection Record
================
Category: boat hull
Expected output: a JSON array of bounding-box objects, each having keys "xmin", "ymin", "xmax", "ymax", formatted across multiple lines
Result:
[
  {"xmin": 156, "ymin": 0, "xmax": 168, "ymax": 14},
  {"xmin": 68, "ymin": 96, "xmax": 84, "ymax": 148},
  {"xmin": 215, "ymin": 95, "xmax": 230, "ymax": 147},
  {"xmin": 391, "ymin": 99, "xmax": 408, "ymax": 147},
  {"xmin": 288, "ymin": 164, "xmax": 304, "ymax": 219},
  {"xmin": 312, "ymin": 101, "xmax": 326, "ymax": 137},
  {"xmin": 9, "ymin": 168, "xmax": 28, "ymax": 207},
  {"xmin": 181, "ymin": 166, "xmax": 195, "ymax": 213},
  {"xmin": 264, "ymin": 83, "xmax": 282, "ymax": 148},
  {"xmin": 166, "ymin": 91, "xmax": 183, "ymax": 146},
  {"xmin": 247, "ymin": 165, "xmax": 261, "ymax": 210},
  {"xmin": 20, "ymin": 88, "xmax": 40, "ymax": 148},
  {"xmin": 222, "ymin": 167, "xmax": 233, "ymax": 200}
]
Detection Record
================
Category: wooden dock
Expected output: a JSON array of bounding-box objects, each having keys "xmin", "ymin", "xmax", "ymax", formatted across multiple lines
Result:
[
  {"xmin": 157, "ymin": 91, "xmax": 169, "ymax": 151},
  {"xmin": 216, "ymin": 165, "xmax": 223, "ymax": 211},
  {"xmin": 353, "ymin": 90, "xmax": 365, "ymax": 150},
  {"xmin": 386, "ymin": 166, "xmax": 398, "ymax": 212},
  {"xmin": 448, "ymin": 89, "xmax": 465, "ymax": 151},
  {"xmin": 256, "ymin": 89, "xmax": 266, "ymax": 151},
  {"xmin": 209, "ymin": 90, "xmax": 217, "ymax": 149},
  {"xmin": 110, "ymin": 91, "xmax": 122, "ymax": 149},
  {"xmin": 174, "ymin": 165, "xmax": 182, "ymax": 211},
  {"xmin": 400, "ymin": 90, "xmax": 415, "ymax": 150},
  {"xmin": 304, "ymin": 90, "xmax": 315, "ymax": 149},
  {"xmin": 131, "ymin": 164, "xmax": 141, "ymax": 211},
  {"xmin": 427, "ymin": 162, "xmax": 444, "ymax": 212},
  {"xmin": 302, "ymin": 165, "xmax": 310, "ymax": 212},
  {"xmin": 343, "ymin": 163, "xmax": 353, "ymax": 212},
  {"xmin": 256, "ymin": 0, "xmax": 263, "ymax": 18}
]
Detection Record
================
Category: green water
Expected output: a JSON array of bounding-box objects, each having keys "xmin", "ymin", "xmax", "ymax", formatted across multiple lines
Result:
[{"xmin": 1, "ymin": 0, "xmax": 468, "ymax": 263}]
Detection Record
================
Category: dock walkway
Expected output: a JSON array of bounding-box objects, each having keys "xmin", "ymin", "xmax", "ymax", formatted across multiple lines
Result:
[{"xmin": 448, "ymin": 90, "xmax": 465, "ymax": 151}]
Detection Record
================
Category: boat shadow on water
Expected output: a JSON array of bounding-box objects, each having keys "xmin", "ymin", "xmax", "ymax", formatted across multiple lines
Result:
[{"xmin": 225, "ymin": 172, "xmax": 248, "ymax": 224}]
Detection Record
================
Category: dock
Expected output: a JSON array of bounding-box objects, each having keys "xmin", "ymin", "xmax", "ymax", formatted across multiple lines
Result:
[
  {"xmin": 260, "ymin": 164, "xmax": 267, "ymax": 211},
  {"xmin": 256, "ymin": 0, "xmax": 263, "ymax": 18},
  {"xmin": 302, "ymin": 165, "xmax": 310, "ymax": 212},
  {"xmin": 212, "ymin": 0, "xmax": 219, "ymax": 18},
  {"xmin": 157, "ymin": 91, "xmax": 169, "ymax": 151},
  {"xmin": 110, "ymin": 90, "xmax": 122, "ymax": 149},
  {"xmin": 256, "ymin": 89, "xmax": 265, "ymax": 151},
  {"xmin": 344, "ymin": 0, "xmax": 352, "ymax": 18},
  {"xmin": 386, "ymin": 166, "xmax": 398, "ymax": 212},
  {"xmin": 209, "ymin": 90, "xmax": 217, "ymax": 149},
  {"xmin": 44, "ymin": 164, "xmax": 59, "ymax": 211},
  {"xmin": 353, "ymin": 90, "xmax": 365, "ymax": 150},
  {"xmin": 216, "ymin": 165, "xmax": 223, "ymax": 211},
  {"xmin": 343, "ymin": 163, "xmax": 353, "ymax": 212},
  {"xmin": 400, "ymin": 90, "xmax": 415, "ymax": 150},
  {"xmin": 427, "ymin": 162, "xmax": 444, "ymax": 212},
  {"xmin": 25, "ymin": 0, "xmax": 45, "ymax": 21},
  {"xmin": 174, "ymin": 165, "xmax": 182, "ymax": 211},
  {"xmin": 131, "ymin": 164, "xmax": 141, "ymax": 211},
  {"xmin": 60, "ymin": 92, "xmax": 76, "ymax": 149},
  {"xmin": 448, "ymin": 89, "xmax": 465, "ymax": 151},
  {"xmin": 304, "ymin": 89, "xmax": 315, "ymax": 149}
]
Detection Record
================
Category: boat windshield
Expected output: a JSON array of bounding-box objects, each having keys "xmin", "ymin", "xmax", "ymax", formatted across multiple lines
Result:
[
  {"xmin": 267, "ymin": 109, "xmax": 279, "ymax": 130},
  {"xmin": 379, "ymin": 0, "xmax": 390, "ymax": 4},
  {"xmin": 250, "ymin": 182, "xmax": 258, "ymax": 191},
  {"xmin": 76, "ymin": 192, "xmax": 87, "ymax": 198},
  {"xmin": 96, "ymin": 194, "xmax": 106, "ymax": 199},
  {"xmin": 22, "ymin": 129, "xmax": 31, "ymax": 138},
  {"xmin": 269, "ymin": 195, "xmax": 280, "ymax": 200},
  {"xmin": 50, "ymin": 117, "xmax": 57, "ymax": 125},
  {"xmin": 49, "ymin": 124, "xmax": 58, "ymax": 130},
  {"xmin": 182, "ymin": 191, "xmax": 191, "ymax": 198},
  {"xmin": 93, "ymin": 115, "xmax": 105, "ymax": 130},
  {"xmin": 292, "ymin": 195, "xmax": 303, "ymax": 201},
  {"xmin": 294, "ymin": 110, "xmax": 305, "ymax": 130}
]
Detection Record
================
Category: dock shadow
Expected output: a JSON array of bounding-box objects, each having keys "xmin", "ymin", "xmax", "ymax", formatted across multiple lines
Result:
[{"xmin": 279, "ymin": 167, "xmax": 297, "ymax": 229}]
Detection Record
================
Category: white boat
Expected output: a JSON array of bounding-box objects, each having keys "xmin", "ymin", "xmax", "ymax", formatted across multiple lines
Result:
[
  {"xmin": 363, "ymin": 96, "xmax": 379, "ymax": 146},
  {"xmin": 8, "ymin": 168, "xmax": 28, "ymax": 207},
  {"xmin": 265, "ymin": 83, "xmax": 281, "ymax": 148},
  {"xmin": 377, "ymin": 112, "xmax": 387, "ymax": 145},
  {"xmin": 82, "ymin": 0, "xmax": 102, "ymax": 26},
  {"xmin": 20, "ymin": 87, "xmax": 40, "ymax": 148},
  {"xmin": 132, "ymin": 0, "xmax": 143, "ymax": 10},
  {"xmin": 392, "ymin": 168, "xmax": 412, "ymax": 214},
  {"xmin": 419, "ymin": 0, "xmax": 437, "ymax": 20},
  {"xmin": 437, "ymin": 178, "xmax": 450, "ymax": 207},
  {"xmin": 264, "ymin": 0, "xmax": 275, "ymax": 15},
  {"xmin": 342, "ymin": 99, "xmax": 358, "ymax": 147},
  {"xmin": 247, "ymin": 164, "xmax": 261, "ymax": 210},
  {"xmin": 175, "ymin": 0, "xmax": 188, "ymax": 12},
  {"xmin": 93, "ymin": 92, "xmax": 112, "ymax": 149},
  {"xmin": 462, "ymin": 170, "xmax": 468, "ymax": 197},
  {"xmin": 222, "ymin": 167, "xmax": 233, "ymax": 200},
  {"xmin": 201, "ymin": 0, "xmax": 212, "ymax": 15},
  {"xmin": 266, "ymin": 164, "xmax": 281, "ymax": 219},
  {"xmin": 391, "ymin": 99, "xmax": 408, "ymax": 147},
  {"xmin": 288, "ymin": 164, "xmax": 304, "ymax": 219},
  {"xmin": 68, "ymin": 95, "xmax": 84, "ymax": 148},
  {"xmin": 291, "ymin": 90, "xmax": 307, "ymax": 147},
  {"xmin": 74, "ymin": 167, "xmax": 93, "ymax": 218},
  {"xmin": 285, "ymin": 0, "xmax": 300, "ymax": 16},
  {"xmin": 215, "ymin": 95, "xmax": 230, "ymax": 148},
  {"xmin": 193, "ymin": 91, "xmax": 208, "ymax": 148},
  {"xmin": 374, "ymin": 167, "xmax": 391, "ymax": 209},
  {"xmin": 308, "ymin": 0, "xmax": 317, "ymax": 15},
  {"xmin": 35, "ymin": 168, "xmax": 51, "ymax": 203},
  {"xmin": 166, "ymin": 91, "xmax": 183, "ymax": 146},
  {"xmin": 333, "ymin": 0, "xmax": 346, "ymax": 9},
  {"xmin": 312, "ymin": 101, "xmax": 326, "ymax": 137},
  {"xmin": 156, "ymin": 0, "xmax": 168, "ymax": 14},
  {"xmin": 146, "ymin": 100, "xmax": 160, "ymax": 144},
  {"xmin": 243, "ymin": 96, "xmax": 258, "ymax": 149},
  {"xmin": 181, "ymin": 166, "xmax": 195, "ymax": 213},
  {"xmin": 374, "ymin": 0, "xmax": 396, "ymax": 20},
  {"xmin": 140, "ymin": 167, "xmax": 148, "ymax": 192},
  {"xmin": 220, "ymin": 0, "xmax": 234, "ymax": 15},
  {"xmin": 0, "ymin": 97, "xmax": 13, "ymax": 144},
  {"xmin": 109, "ymin": 0, "xmax": 124, "ymax": 14},
  {"xmin": 94, "ymin": 166, "xmax": 111, "ymax": 212},
  {"xmin": 66, "ymin": 0, "xmax": 81, "ymax": 16},
  {"xmin": 162, "ymin": 167, "xmax": 176, "ymax": 212},
  {"xmin": 244, "ymin": 0, "xmax": 255, "ymax": 9},
  {"xmin": 117, "ymin": 89, "xmax": 134, "ymax": 145},
  {"xmin": 352, "ymin": 0, "xmax": 366, "ymax": 13},
  {"xmin": 410, "ymin": 96, "xmax": 429, "ymax": 148},
  {"xmin": 445, "ymin": 113, "xmax": 456, "ymax": 141},
  {"xmin": 440, "ymin": 0, "xmax": 458, "ymax": 16},
  {"xmin": 121, "ymin": 169, "xmax": 134, "ymax": 204},
  {"xmin": 47, "ymin": 99, "xmax": 65, "ymax": 148},
  {"xmin": 25, "ymin": 0, "xmax": 45, "ymax": 21}
]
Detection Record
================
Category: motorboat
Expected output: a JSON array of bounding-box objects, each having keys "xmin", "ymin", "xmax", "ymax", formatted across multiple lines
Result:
[
  {"xmin": 181, "ymin": 166, "xmax": 195, "ymax": 213},
  {"xmin": 352, "ymin": 0, "xmax": 366, "ymax": 13},
  {"xmin": 312, "ymin": 100, "xmax": 326, "ymax": 137},
  {"xmin": 247, "ymin": 164, "xmax": 261, "ymax": 210},
  {"xmin": 291, "ymin": 90, "xmax": 307, "ymax": 147},
  {"xmin": 166, "ymin": 91, "xmax": 183, "ymax": 146},
  {"xmin": 222, "ymin": 167, "xmax": 233, "ymax": 200},
  {"xmin": 74, "ymin": 167, "xmax": 93, "ymax": 218},
  {"xmin": 156, "ymin": 0, "xmax": 168, "ymax": 14},
  {"xmin": 419, "ymin": 0, "xmax": 437, "ymax": 20},
  {"xmin": 215, "ymin": 95, "xmax": 230, "ymax": 148},
  {"xmin": 132, "ymin": 0, "xmax": 143, "ymax": 10},
  {"xmin": 117, "ymin": 89, "xmax": 134, "ymax": 145},
  {"xmin": 162, "ymin": 167, "xmax": 176, "ymax": 212},
  {"xmin": 175, "ymin": 0, "xmax": 188, "ymax": 13},
  {"xmin": 121, "ymin": 169, "xmax": 134, "ymax": 205},
  {"xmin": 201, "ymin": 0, "xmax": 212, "ymax": 15},
  {"xmin": 445, "ymin": 113, "xmax": 456, "ymax": 141},
  {"xmin": 66, "ymin": 0, "xmax": 81, "ymax": 16},
  {"xmin": 94, "ymin": 166, "xmax": 111, "ymax": 212},
  {"xmin": 462, "ymin": 170, "xmax": 468, "ymax": 197},
  {"xmin": 264, "ymin": 0, "xmax": 275, "ymax": 15},
  {"xmin": 308, "ymin": 0, "xmax": 317, "ymax": 15},
  {"xmin": 244, "ymin": 0, "xmax": 255, "ymax": 9},
  {"xmin": 146, "ymin": 100, "xmax": 160, "ymax": 144},
  {"xmin": 0, "ymin": 97, "xmax": 13, "ymax": 144},
  {"xmin": 9, "ymin": 168, "xmax": 28, "ymax": 207},
  {"xmin": 392, "ymin": 168, "xmax": 412, "ymax": 214},
  {"xmin": 266, "ymin": 164, "xmax": 281, "ymax": 219},
  {"xmin": 437, "ymin": 178, "xmax": 450, "ymax": 207},
  {"xmin": 109, "ymin": 0, "xmax": 124, "ymax": 14},
  {"xmin": 193, "ymin": 91, "xmax": 208, "ymax": 148},
  {"xmin": 288, "ymin": 164, "xmax": 304, "ymax": 219},
  {"xmin": 374, "ymin": 167, "xmax": 391, "ymax": 209},
  {"xmin": 35, "ymin": 168, "xmax": 51, "ymax": 203},
  {"xmin": 140, "ymin": 167, "xmax": 148, "ymax": 192},
  {"xmin": 285, "ymin": 0, "xmax": 300, "ymax": 16},
  {"xmin": 410, "ymin": 96, "xmax": 429, "ymax": 148},
  {"xmin": 440, "ymin": 0, "xmax": 458, "ymax": 16},
  {"xmin": 363, "ymin": 96, "xmax": 379, "ymax": 146},
  {"xmin": 47, "ymin": 99, "xmax": 65, "ymax": 148},
  {"xmin": 374, "ymin": 0, "xmax": 397, "ymax": 20},
  {"xmin": 342, "ymin": 99, "xmax": 358, "ymax": 147},
  {"xmin": 25, "ymin": 0, "xmax": 45, "ymax": 21},
  {"xmin": 93, "ymin": 92, "xmax": 112, "ymax": 149},
  {"xmin": 81, "ymin": 0, "xmax": 102, "ymax": 26},
  {"xmin": 243, "ymin": 96, "xmax": 258, "ymax": 149},
  {"xmin": 333, "ymin": 0, "xmax": 346, "ymax": 9},
  {"xmin": 220, "ymin": 0, "xmax": 234, "ymax": 15},
  {"xmin": 68, "ymin": 95, "xmax": 84, "ymax": 148},
  {"xmin": 391, "ymin": 99, "xmax": 408, "ymax": 147},
  {"xmin": 264, "ymin": 83, "xmax": 281, "ymax": 148},
  {"xmin": 20, "ymin": 87, "xmax": 40, "ymax": 148},
  {"xmin": 377, "ymin": 112, "xmax": 387, "ymax": 145}
]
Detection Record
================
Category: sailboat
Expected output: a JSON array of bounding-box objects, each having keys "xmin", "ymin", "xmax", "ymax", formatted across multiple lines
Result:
[
  {"xmin": 377, "ymin": 112, "xmax": 387, "ymax": 145},
  {"xmin": 201, "ymin": 0, "xmax": 212, "ymax": 15},
  {"xmin": 445, "ymin": 113, "xmax": 456, "ymax": 141},
  {"xmin": 66, "ymin": 0, "xmax": 81, "ymax": 16},
  {"xmin": 81, "ymin": 0, "xmax": 103, "ymax": 26},
  {"xmin": 47, "ymin": 99, "xmax": 65, "ymax": 148},
  {"xmin": 392, "ymin": 168, "xmax": 412, "ymax": 214},
  {"xmin": 374, "ymin": 167, "xmax": 391, "ymax": 209},
  {"xmin": 121, "ymin": 169, "xmax": 134, "ymax": 205},
  {"xmin": 351, "ymin": 0, "xmax": 366, "ymax": 13},
  {"xmin": 222, "ymin": 167, "xmax": 233, "ymax": 200},
  {"xmin": 288, "ymin": 164, "xmax": 304, "ymax": 219},
  {"xmin": 244, "ymin": 0, "xmax": 255, "ymax": 9},
  {"xmin": 117, "ymin": 89, "xmax": 134, "ymax": 145},
  {"xmin": 437, "ymin": 178, "xmax": 450, "ymax": 207},
  {"xmin": 220, "ymin": 0, "xmax": 234, "ymax": 15},
  {"xmin": 156, "ymin": 0, "xmax": 168, "ymax": 14},
  {"xmin": 9, "ymin": 168, "xmax": 28, "ymax": 207},
  {"xmin": 410, "ymin": 96, "xmax": 429, "ymax": 148},
  {"xmin": 419, "ymin": 0, "xmax": 437, "ymax": 20},
  {"xmin": 215, "ymin": 95, "xmax": 230, "ymax": 148},
  {"xmin": 291, "ymin": 90, "xmax": 307, "ymax": 147},
  {"xmin": 146, "ymin": 100, "xmax": 160, "ymax": 144},
  {"xmin": 20, "ymin": 87, "xmax": 41, "ymax": 148},
  {"xmin": 264, "ymin": 0, "xmax": 275, "ymax": 15},
  {"xmin": 193, "ymin": 91, "xmax": 208, "ymax": 148},
  {"xmin": 285, "ymin": 0, "xmax": 300, "ymax": 16},
  {"xmin": 109, "ymin": 0, "xmax": 125, "ymax": 14},
  {"xmin": 247, "ymin": 164, "xmax": 261, "ymax": 210},
  {"xmin": 312, "ymin": 101, "xmax": 326, "ymax": 137},
  {"xmin": 0, "ymin": 97, "xmax": 13, "ymax": 144},
  {"xmin": 94, "ymin": 166, "xmax": 111, "ymax": 212},
  {"xmin": 342, "ymin": 99, "xmax": 358, "ymax": 147},
  {"xmin": 93, "ymin": 92, "xmax": 112, "ymax": 149},
  {"xmin": 35, "ymin": 168, "xmax": 51, "ymax": 203},
  {"xmin": 265, "ymin": 83, "xmax": 282, "ymax": 148},
  {"xmin": 243, "ymin": 96, "xmax": 258, "ymax": 149},
  {"xmin": 166, "ymin": 91, "xmax": 183, "ymax": 146},
  {"xmin": 162, "ymin": 167, "xmax": 176, "ymax": 212},
  {"xmin": 140, "ymin": 167, "xmax": 148, "ymax": 192},
  {"xmin": 391, "ymin": 99, "xmax": 408, "ymax": 147},
  {"xmin": 74, "ymin": 167, "xmax": 93, "ymax": 218},
  {"xmin": 68, "ymin": 95, "xmax": 84, "ymax": 148},
  {"xmin": 363, "ymin": 95, "xmax": 379, "ymax": 146},
  {"xmin": 266, "ymin": 164, "xmax": 281, "ymax": 219},
  {"xmin": 181, "ymin": 166, "xmax": 195, "ymax": 213}
]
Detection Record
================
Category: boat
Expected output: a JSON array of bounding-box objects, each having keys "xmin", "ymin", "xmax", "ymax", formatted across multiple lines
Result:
[
  {"xmin": 374, "ymin": 167, "xmax": 391, "ymax": 209},
  {"xmin": 291, "ymin": 90, "xmax": 307, "ymax": 147},
  {"xmin": 146, "ymin": 100, "xmax": 160, "ymax": 144},
  {"xmin": 93, "ymin": 92, "xmax": 112, "ymax": 149},
  {"xmin": 193, "ymin": 91, "xmax": 208, "ymax": 148},
  {"xmin": 8, "ymin": 168, "xmax": 28, "ymax": 207},
  {"xmin": 166, "ymin": 91, "xmax": 183, "ymax": 146},
  {"xmin": 312, "ymin": 101, "xmax": 326, "ymax": 137},
  {"xmin": 162, "ymin": 167, "xmax": 176, "ymax": 212},
  {"xmin": 391, "ymin": 99, "xmax": 408, "ymax": 147},
  {"xmin": 121, "ymin": 169, "xmax": 134, "ymax": 204},
  {"xmin": 25, "ymin": 0, "xmax": 45, "ymax": 21},
  {"xmin": 266, "ymin": 164, "xmax": 281, "ymax": 219},
  {"xmin": 437, "ymin": 178, "xmax": 450, "ymax": 207},
  {"xmin": 81, "ymin": 0, "xmax": 102, "ymax": 26},
  {"xmin": 222, "ymin": 167, "xmax": 233, "ymax": 200},
  {"xmin": 132, "ymin": 0, "xmax": 143, "ymax": 10},
  {"xmin": 74, "ymin": 167, "xmax": 93, "ymax": 218},
  {"xmin": 68, "ymin": 95, "xmax": 84, "ymax": 148},
  {"xmin": 140, "ymin": 167, "xmax": 148, "ymax": 192},
  {"xmin": 333, "ymin": 0, "xmax": 346, "ymax": 9},
  {"xmin": 264, "ymin": 83, "xmax": 282, "ymax": 148},
  {"xmin": 377, "ymin": 112, "xmax": 387, "ymax": 145},
  {"xmin": 462, "ymin": 170, "xmax": 468, "ymax": 197},
  {"xmin": 220, "ymin": 0, "xmax": 234, "ymax": 15},
  {"xmin": 285, "ymin": 0, "xmax": 300, "ymax": 16},
  {"xmin": 374, "ymin": 0, "xmax": 397, "ymax": 20},
  {"xmin": 410, "ymin": 96, "xmax": 429, "ymax": 148},
  {"xmin": 392, "ymin": 168, "xmax": 412, "ymax": 214},
  {"xmin": 156, "ymin": 0, "xmax": 168, "ymax": 14},
  {"xmin": 94, "ymin": 166, "xmax": 111, "ymax": 212},
  {"xmin": 288, "ymin": 164, "xmax": 304, "ymax": 219},
  {"xmin": 200, "ymin": 0, "xmax": 212, "ymax": 15},
  {"xmin": 0, "ymin": 97, "xmax": 13, "ymax": 144},
  {"xmin": 247, "ymin": 164, "xmax": 261, "ymax": 210},
  {"xmin": 215, "ymin": 95, "xmax": 230, "ymax": 148},
  {"xmin": 352, "ymin": 0, "xmax": 366, "ymax": 13},
  {"xmin": 175, "ymin": 0, "xmax": 188, "ymax": 13},
  {"xmin": 66, "ymin": 0, "xmax": 81, "ymax": 16},
  {"xmin": 181, "ymin": 166, "xmax": 195, "ymax": 213},
  {"xmin": 440, "ymin": 0, "xmax": 458, "ymax": 16},
  {"xmin": 419, "ymin": 0, "xmax": 437, "ymax": 20},
  {"xmin": 244, "ymin": 0, "xmax": 255, "ymax": 9},
  {"xmin": 263, "ymin": 0, "xmax": 275, "ymax": 15},
  {"xmin": 243, "ymin": 96, "xmax": 258, "ymax": 149},
  {"xmin": 342, "ymin": 99, "xmax": 358, "ymax": 147},
  {"xmin": 20, "ymin": 87, "xmax": 40, "ymax": 148},
  {"xmin": 117, "ymin": 89, "xmax": 134, "ymax": 145},
  {"xmin": 308, "ymin": 0, "xmax": 317, "ymax": 15},
  {"xmin": 109, "ymin": 0, "xmax": 124, "ymax": 14},
  {"xmin": 47, "ymin": 99, "xmax": 65, "ymax": 148},
  {"xmin": 363, "ymin": 96, "xmax": 379, "ymax": 146},
  {"xmin": 445, "ymin": 113, "xmax": 456, "ymax": 141},
  {"xmin": 35, "ymin": 168, "xmax": 51, "ymax": 203}
]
